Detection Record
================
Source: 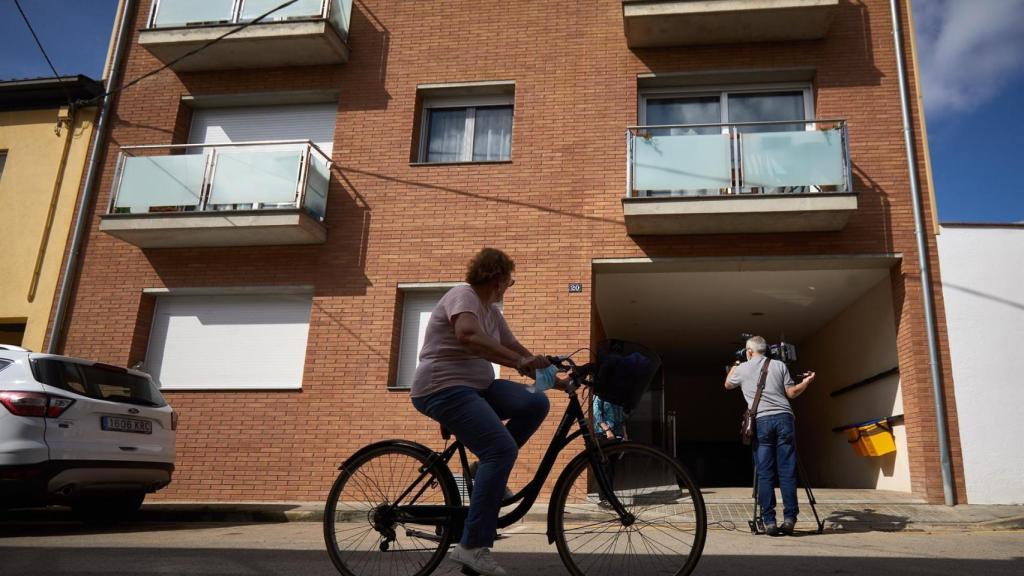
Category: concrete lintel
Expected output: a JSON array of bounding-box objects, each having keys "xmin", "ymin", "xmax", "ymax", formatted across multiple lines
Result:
[
  {"xmin": 637, "ymin": 67, "xmax": 816, "ymax": 89},
  {"xmin": 415, "ymin": 80, "xmax": 516, "ymax": 98},
  {"xmin": 142, "ymin": 285, "xmax": 314, "ymax": 296},
  {"xmin": 182, "ymin": 90, "xmax": 340, "ymax": 109},
  {"xmin": 139, "ymin": 20, "xmax": 349, "ymax": 71},
  {"xmin": 623, "ymin": 0, "xmax": 839, "ymax": 48},
  {"xmin": 396, "ymin": 282, "xmax": 464, "ymax": 291},
  {"xmin": 99, "ymin": 211, "xmax": 327, "ymax": 248}
]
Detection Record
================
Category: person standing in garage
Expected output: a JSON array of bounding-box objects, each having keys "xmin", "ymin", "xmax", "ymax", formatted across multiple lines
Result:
[{"xmin": 725, "ymin": 335, "xmax": 814, "ymax": 536}]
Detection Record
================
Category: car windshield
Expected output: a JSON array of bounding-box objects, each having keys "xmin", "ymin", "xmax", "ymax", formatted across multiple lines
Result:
[{"xmin": 31, "ymin": 358, "xmax": 167, "ymax": 407}]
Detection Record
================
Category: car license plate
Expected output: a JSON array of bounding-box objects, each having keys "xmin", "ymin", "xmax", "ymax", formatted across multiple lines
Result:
[{"xmin": 101, "ymin": 416, "xmax": 152, "ymax": 435}]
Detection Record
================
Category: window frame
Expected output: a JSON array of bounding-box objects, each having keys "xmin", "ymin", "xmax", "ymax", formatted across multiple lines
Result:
[
  {"xmin": 638, "ymin": 82, "xmax": 815, "ymax": 129},
  {"xmin": 417, "ymin": 94, "xmax": 515, "ymax": 164}
]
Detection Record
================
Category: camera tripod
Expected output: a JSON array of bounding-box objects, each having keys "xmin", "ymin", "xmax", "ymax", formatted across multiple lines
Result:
[{"xmin": 748, "ymin": 448, "xmax": 825, "ymax": 535}]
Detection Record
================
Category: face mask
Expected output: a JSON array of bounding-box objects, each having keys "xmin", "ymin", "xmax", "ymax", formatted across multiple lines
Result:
[{"xmin": 531, "ymin": 365, "xmax": 559, "ymax": 393}]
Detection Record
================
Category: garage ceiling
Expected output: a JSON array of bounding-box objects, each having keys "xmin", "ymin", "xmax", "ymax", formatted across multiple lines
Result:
[{"xmin": 595, "ymin": 260, "xmax": 892, "ymax": 362}]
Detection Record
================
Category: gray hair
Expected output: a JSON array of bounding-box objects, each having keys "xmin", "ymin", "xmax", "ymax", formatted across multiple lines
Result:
[{"xmin": 746, "ymin": 336, "xmax": 768, "ymax": 355}]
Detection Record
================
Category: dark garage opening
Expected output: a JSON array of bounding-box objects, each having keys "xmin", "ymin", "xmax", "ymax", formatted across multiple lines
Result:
[{"xmin": 593, "ymin": 257, "xmax": 911, "ymax": 492}]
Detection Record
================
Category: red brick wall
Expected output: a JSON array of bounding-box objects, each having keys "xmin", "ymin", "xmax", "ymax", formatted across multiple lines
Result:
[{"xmin": 49, "ymin": 0, "xmax": 966, "ymax": 503}]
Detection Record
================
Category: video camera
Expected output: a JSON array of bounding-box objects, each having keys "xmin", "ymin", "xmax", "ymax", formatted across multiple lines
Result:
[{"xmin": 732, "ymin": 333, "xmax": 798, "ymax": 366}]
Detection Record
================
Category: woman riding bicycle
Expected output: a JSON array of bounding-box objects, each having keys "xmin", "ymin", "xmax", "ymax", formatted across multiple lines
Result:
[{"xmin": 409, "ymin": 247, "xmax": 559, "ymax": 576}]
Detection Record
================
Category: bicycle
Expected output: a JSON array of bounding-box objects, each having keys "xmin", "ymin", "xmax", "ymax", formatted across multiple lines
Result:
[{"xmin": 323, "ymin": 352, "xmax": 707, "ymax": 576}]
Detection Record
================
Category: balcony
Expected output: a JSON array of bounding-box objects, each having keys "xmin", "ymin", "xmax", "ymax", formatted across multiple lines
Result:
[
  {"xmin": 622, "ymin": 0, "xmax": 839, "ymax": 48},
  {"xmin": 139, "ymin": 0, "xmax": 352, "ymax": 71},
  {"xmin": 99, "ymin": 141, "xmax": 332, "ymax": 248},
  {"xmin": 623, "ymin": 119, "xmax": 856, "ymax": 235}
]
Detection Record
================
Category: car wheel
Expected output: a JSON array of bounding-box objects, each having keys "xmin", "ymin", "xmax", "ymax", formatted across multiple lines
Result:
[{"xmin": 72, "ymin": 491, "xmax": 145, "ymax": 524}]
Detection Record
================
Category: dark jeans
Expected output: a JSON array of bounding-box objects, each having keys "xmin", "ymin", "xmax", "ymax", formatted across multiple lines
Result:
[
  {"xmin": 411, "ymin": 380, "xmax": 549, "ymax": 548},
  {"xmin": 753, "ymin": 413, "xmax": 799, "ymax": 525}
]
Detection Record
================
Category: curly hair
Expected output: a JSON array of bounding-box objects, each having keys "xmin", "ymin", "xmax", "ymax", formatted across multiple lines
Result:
[{"xmin": 465, "ymin": 248, "xmax": 515, "ymax": 286}]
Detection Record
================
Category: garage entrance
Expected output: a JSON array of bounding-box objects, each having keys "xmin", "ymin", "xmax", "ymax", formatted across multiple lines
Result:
[{"xmin": 593, "ymin": 256, "xmax": 911, "ymax": 492}]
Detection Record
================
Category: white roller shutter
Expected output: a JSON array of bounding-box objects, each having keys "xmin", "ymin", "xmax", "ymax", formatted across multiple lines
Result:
[
  {"xmin": 395, "ymin": 288, "xmax": 501, "ymax": 389},
  {"xmin": 146, "ymin": 294, "xmax": 313, "ymax": 390},
  {"xmin": 189, "ymin": 104, "xmax": 336, "ymax": 153}
]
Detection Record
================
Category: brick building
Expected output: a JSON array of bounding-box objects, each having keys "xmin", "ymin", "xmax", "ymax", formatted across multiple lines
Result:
[{"xmin": 49, "ymin": 0, "xmax": 966, "ymax": 504}]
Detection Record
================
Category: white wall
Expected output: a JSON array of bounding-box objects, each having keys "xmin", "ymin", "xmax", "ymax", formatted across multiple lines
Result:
[
  {"xmin": 797, "ymin": 278, "xmax": 911, "ymax": 492},
  {"xmin": 938, "ymin": 225, "xmax": 1024, "ymax": 504}
]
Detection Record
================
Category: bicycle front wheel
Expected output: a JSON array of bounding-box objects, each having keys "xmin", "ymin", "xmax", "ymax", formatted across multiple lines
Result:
[
  {"xmin": 552, "ymin": 442, "xmax": 707, "ymax": 576},
  {"xmin": 324, "ymin": 443, "xmax": 459, "ymax": 576}
]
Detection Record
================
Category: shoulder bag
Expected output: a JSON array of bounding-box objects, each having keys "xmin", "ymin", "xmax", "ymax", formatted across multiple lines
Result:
[{"xmin": 740, "ymin": 358, "xmax": 771, "ymax": 446}]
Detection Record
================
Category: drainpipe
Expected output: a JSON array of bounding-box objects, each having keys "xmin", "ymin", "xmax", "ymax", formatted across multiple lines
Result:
[
  {"xmin": 889, "ymin": 0, "xmax": 956, "ymax": 506},
  {"xmin": 47, "ymin": 0, "xmax": 134, "ymax": 354}
]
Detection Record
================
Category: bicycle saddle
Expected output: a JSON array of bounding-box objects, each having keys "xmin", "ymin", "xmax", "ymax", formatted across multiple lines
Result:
[{"xmin": 440, "ymin": 424, "xmax": 452, "ymax": 440}]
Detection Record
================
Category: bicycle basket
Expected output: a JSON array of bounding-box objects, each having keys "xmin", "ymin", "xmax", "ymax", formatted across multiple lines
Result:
[{"xmin": 593, "ymin": 339, "xmax": 662, "ymax": 412}]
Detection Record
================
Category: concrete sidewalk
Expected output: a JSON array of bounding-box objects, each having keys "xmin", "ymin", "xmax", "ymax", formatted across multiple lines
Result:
[{"xmin": 3, "ymin": 489, "xmax": 1021, "ymax": 532}]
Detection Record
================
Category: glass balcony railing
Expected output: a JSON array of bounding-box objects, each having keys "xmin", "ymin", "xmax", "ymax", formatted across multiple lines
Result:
[
  {"xmin": 626, "ymin": 119, "xmax": 851, "ymax": 197},
  {"xmin": 108, "ymin": 141, "xmax": 332, "ymax": 221},
  {"xmin": 147, "ymin": 0, "xmax": 352, "ymax": 40}
]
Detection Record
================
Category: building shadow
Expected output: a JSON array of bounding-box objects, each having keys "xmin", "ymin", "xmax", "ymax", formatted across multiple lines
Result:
[
  {"xmin": 825, "ymin": 507, "xmax": 910, "ymax": 532},
  {"xmin": 628, "ymin": 0, "xmax": 881, "ymax": 89},
  {"xmin": 1, "ymin": 546, "xmax": 1022, "ymax": 576},
  {"xmin": 339, "ymin": 0, "xmax": 392, "ymax": 112}
]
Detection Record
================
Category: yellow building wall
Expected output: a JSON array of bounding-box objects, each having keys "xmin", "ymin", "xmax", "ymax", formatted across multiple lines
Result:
[{"xmin": 0, "ymin": 106, "xmax": 97, "ymax": 351}]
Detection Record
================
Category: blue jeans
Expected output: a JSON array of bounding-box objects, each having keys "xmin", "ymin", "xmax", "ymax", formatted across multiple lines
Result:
[
  {"xmin": 753, "ymin": 413, "xmax": 799, "ymax": 525},
  {"xmin": 411, "ymin": 380, "xmax": 549, "ymax": 548}
]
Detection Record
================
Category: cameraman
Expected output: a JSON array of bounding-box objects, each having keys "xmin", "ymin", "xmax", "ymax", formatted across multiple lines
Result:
[{"xmin": 724, "ymin": 335, "xmax": 814, "ymax": 536}]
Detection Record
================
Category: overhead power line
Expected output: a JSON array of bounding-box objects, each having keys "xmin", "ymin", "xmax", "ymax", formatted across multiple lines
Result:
[
  {"xmin": 79, "ymin": 0, "xmax": 301, "ymax": 106},
  {"xmin": 13, "ymin": 0, "xmax": 73, "ymax": 109}
]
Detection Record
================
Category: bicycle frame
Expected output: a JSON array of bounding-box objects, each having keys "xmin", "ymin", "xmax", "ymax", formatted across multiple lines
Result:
[{"xmin": 390, "ymin": 385, "xmax": 633, "ymax": 533}]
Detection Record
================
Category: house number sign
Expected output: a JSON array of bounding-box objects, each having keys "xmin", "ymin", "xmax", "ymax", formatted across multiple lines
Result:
[{"xmin": 568, "ymin": 283, "xmax": 583, "ymax": 293}]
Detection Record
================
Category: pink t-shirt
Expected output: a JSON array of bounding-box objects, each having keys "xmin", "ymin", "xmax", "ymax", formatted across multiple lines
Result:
[{"xmin": 410, "ymin": 284, "xmax": 515, "ymax": 398}]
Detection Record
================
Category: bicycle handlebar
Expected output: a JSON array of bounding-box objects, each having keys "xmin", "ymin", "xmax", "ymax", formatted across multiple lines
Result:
[{"xmin": 546, "ymin": 354, "xmax": 595, "ymax": 386}]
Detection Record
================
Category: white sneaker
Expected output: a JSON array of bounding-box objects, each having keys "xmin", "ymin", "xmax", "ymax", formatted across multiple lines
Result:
[{"xmin": 449, "ymin": 544, "xmax": 509, "ymax": 576}]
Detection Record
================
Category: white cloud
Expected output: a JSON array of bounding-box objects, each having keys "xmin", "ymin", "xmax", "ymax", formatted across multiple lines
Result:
[{"xmin": 913, "ymin": 0, "xmax": 1024, "ymax": 116}]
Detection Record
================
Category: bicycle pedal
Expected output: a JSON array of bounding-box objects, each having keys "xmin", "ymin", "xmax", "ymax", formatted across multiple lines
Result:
[{"xmin": 460, "ymin": 567, "xmax": 481, "ymax": 576}]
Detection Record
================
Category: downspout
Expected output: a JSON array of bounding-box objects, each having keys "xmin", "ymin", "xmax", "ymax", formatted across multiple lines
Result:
[
  {"xmin": 28, "ymin": 105, "xmax": 79, "ymax": 302},
  {"xmin": 47, "ymin": 0, "xmax": 135, "ymax": 354},
  {"xmin": 889, "ymin": 0, "xmax": 956, "ymax": 506}
]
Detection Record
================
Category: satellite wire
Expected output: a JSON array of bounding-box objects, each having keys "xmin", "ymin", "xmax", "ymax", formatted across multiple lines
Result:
[{"xmin": 13, "ymin": 0, "xmax": 74, "ymax": 109}]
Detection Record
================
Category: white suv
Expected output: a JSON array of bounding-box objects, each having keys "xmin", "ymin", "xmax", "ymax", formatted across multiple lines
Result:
[{"xmin": 0, "ymin": 345, "xmax": 176, "ymax": 519}]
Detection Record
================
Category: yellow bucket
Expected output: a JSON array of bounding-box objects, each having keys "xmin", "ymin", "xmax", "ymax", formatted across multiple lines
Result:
[{"xmin": 846, "ymin": 420, "xmax": 896, "ymax": 457}]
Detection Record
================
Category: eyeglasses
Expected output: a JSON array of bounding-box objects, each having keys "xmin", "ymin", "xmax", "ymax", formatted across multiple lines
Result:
[{"xmin": 504, "ymin": 277, "xmax": 516, "ymax": 288}]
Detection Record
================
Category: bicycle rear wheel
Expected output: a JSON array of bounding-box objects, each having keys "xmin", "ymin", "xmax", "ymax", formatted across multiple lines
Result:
[
  {"xmin": 324, "ymin": 443, "xmax": 459, "ymax": 576},
  {"xmin": 552, "ymin": 442, "xmax": 706, "ymax": 576}
]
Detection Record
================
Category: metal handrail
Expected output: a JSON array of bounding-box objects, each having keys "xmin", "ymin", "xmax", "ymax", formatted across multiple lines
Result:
[
  {"xmin": 108, "ymin": 140, "xmax": 332, "ymax": 219},
  {"xmin": 628, "ymin": 118, "xmax": 846, "ymax": 130},
  {"xmin": 626, "ymin": 118, "xmax": 852, "ymax": 198},
  {"xmin": 119, "ymin": 139, "xmax": 333, "ymax": 163},
  {"xmin": 147, "ymin": 0, "xmax": 334, "ymax": 29}
]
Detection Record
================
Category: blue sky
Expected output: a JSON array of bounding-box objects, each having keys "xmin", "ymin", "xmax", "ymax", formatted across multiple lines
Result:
[{"xmin": 1, "ymin": 0, "xmax": 1021, "ymax": 223}]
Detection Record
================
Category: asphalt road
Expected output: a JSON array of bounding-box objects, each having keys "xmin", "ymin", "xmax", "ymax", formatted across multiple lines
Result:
[{"xmin": 0, "ymin": 520, "xmax": 1022, "ymax": 575}]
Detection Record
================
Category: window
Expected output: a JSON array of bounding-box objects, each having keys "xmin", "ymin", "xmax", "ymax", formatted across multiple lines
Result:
[
  {"xmin": 418, "ymin": 94, "xmax": 514, "ymax": 163},
  {"xmin": 145, "ymin": 293, "xmax": 312, "ymax": 390},
  {"xmin": 393, "ymin": 286, "xmax": 501, "ymax": 389},
  {"xmin": 31, "ymin": 359, "xmax": 167, "ymax": 407},
  {"xmin": 639, "ymin": 84, "xmax": 814, "ymax": 195},
  {"xmin": 641, "ymin": 85, "xmax": 811, "ymax": 132},
  {"xmin": 0, "ymin": 359, "xmax": 12, "ymax": 373},
  {"xmin": 0, "ymin": 151, "xmax": 7, "ymax": 182}
]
